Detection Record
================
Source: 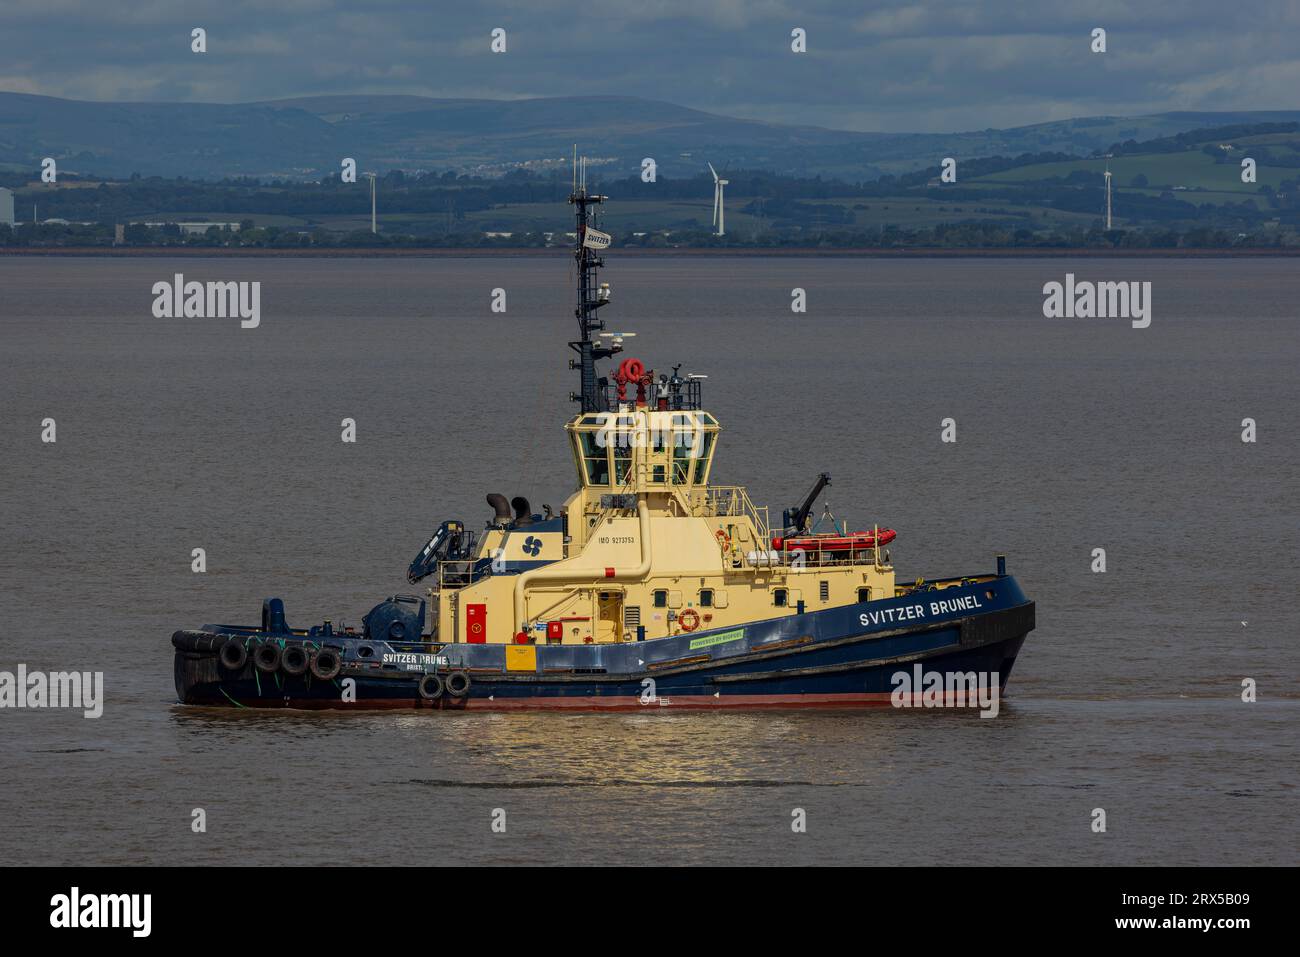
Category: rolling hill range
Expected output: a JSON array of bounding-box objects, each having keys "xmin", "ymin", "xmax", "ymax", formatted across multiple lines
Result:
[
  {"xmin": 961, "ymin": 125, "xmax": 1300, "ymax": 214},
  {"xmin": 2, "ymin": 90, "xmax": 1300, "ymax": 182}
]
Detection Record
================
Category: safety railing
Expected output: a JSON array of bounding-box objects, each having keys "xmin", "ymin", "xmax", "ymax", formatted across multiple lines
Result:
[
  {"xmin": 696, "ymin": 485, "xmax": 769, "ymax": 533},
  {"xmin": 775, "ymin": 525, "xmax": 892, "ymax": 570},
  {"xmin": 437, "ymin": 559, "xmax": 487, "ymax": 588},
  {"xmin": 690, "ymin": 485, "xmax": 774, "ymax": 567},
  {"xmin": 778, "ymin": 543, "xmax": 880, "ymax": 568},
  {"xmin": 601, "ymin": 379, "xmax": 702, "ymax": 411}
]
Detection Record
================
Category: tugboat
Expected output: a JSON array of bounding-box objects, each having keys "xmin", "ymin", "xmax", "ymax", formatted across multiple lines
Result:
[{"xmin": 172, "ymin": 168, "xmax": 1036, "ymax": 711}]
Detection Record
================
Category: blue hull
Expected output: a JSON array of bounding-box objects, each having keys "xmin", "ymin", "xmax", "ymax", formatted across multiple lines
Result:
[{"xmin": 174, "ymin": 576, "xmax": 1034, "ymax": 711}]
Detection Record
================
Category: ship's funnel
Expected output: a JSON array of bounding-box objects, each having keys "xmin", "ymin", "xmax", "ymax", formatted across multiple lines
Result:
[
  {"xmin": 512, "ymin": 496, "xmax": 534, "ymax": 527},
  {"xmin": 487, "ymin": 493, "xmax": 512, "ymax": 525}
]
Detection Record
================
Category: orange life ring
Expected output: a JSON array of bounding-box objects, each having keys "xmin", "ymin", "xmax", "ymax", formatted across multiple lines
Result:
[
  {"xmin": 678, "ymin": 609, "xmax": 701, "ymax": 632},
  {"xmin": 715, "ymin": 529, "xmax": 730, "ymax": 547}
]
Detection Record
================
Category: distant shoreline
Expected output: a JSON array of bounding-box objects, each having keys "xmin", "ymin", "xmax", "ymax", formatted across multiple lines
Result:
[{"xmin": 2, "ymin": 245, "xmax": 1298, "ymax": 259}]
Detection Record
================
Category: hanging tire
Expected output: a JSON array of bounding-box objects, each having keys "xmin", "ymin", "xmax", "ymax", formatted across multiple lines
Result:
[
  {"xmin": 445, "ymin": 671, "xmax": 471, "ymax": 698},
  {"xmin": 281, "ymin": 645, "xmax": 309, "ymax": 677},
  {"xmin": 310, "ymin": 648, "xmax": 342, "ymax": 681},
  {"xmin": 219, "ymin": 640, "xmax": 247, "ymax": 672},
  {"xmin": 253, "ymin": 641, "xmax": 281, "ymax": 673},
  {"xmin": 418, "ymin": 673, "xmax": 444, "ymax": 700}
]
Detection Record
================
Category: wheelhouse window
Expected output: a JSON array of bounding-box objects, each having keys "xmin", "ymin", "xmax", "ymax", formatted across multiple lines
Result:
[
  {"xmin": 613, "ymin": 444, "xmax": 632, "ymax": 485},
  {"xmin": 671, "ymin": 439, "xmax": 693, "ymax": 485},
  {"xmin": 612, "ymin": 416, "xmax": 636, "ymax": 484},
  {"xmin": 650, "ymin": 426, "xmax": 668, "ymax": 485},
  {"xmin": 577, "ymin": 431, "xmax": 610, "ymax": 486},
  {"xmin": 693, "ymin": 432, "xmax": 715, "ymax": 484}
]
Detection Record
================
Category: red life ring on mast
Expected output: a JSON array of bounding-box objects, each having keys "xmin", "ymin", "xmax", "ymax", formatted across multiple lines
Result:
[{"xmin": 678, "ymin": 609, "xmax": 701, "ymax": 632}]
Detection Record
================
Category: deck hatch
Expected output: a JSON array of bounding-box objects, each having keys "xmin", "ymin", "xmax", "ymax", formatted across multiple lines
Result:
[{"xmin": 506, "ymin": 646, "xmax": 537, "ymax": 672}]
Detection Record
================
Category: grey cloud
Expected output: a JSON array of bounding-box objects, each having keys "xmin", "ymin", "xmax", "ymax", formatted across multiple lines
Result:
[{"xmin": 0, "ymin": 0, "xmax": 1295, "ymax": 132}]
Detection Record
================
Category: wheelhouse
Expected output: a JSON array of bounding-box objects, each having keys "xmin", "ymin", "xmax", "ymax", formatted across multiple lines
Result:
[{"xmin": 566, "ymin": 409, "xmax": 720, "ymax": 490}]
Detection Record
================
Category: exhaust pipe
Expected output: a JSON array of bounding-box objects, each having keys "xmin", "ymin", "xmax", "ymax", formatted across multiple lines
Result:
[
  {"xmin": 512, "ymin": 496, "xmax": 534, "ymax": 527},
  {"xmin": 486, "ymin": 493, "xmax": 512, "ymax": 526}
]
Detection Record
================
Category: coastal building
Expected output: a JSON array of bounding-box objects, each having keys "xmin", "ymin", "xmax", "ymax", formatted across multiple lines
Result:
[
  {"xmin": 0, "ymin": 187, "xmax": 15, "ymax": 227},
  {"xmin": 135, "ymin": 221, "xmax": 243, "ymax": 235},
  {"xmin": 177, "ymin": 221, "xmax": 242, "ymax": 235}
]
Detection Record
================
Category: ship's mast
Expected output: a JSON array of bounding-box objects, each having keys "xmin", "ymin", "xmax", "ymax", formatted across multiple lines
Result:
[{"xmin": 568, "ymin": 154, "xmax": 619, "ymax": 412}]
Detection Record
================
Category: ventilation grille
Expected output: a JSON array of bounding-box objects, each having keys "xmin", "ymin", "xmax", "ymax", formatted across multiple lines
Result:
[
  {"xmin": 819, "ymin": 580, "xmax": 830, "ymax": 602},
  {"xmin": 624, "ymin": 605, "xmax": 641, "ymax": 628}
]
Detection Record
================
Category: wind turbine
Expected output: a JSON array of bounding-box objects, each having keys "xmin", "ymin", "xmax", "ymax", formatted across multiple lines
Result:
[
  {"xmin": 1103, "ymin": 161, "xmax": 1112, "ymax": 230},
  {"xmin": 363, "ymin": 172, "xmax": 377, "ymax": 234},
  {"xmin": 709, "ymin": 163, "xmax": 728, "ymax": 237}
]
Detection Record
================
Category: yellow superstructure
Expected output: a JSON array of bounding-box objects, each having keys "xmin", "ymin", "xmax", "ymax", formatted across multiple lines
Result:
[{"xmin": 430, "ymin": 405, "xmax": 895, "ymax": 647}]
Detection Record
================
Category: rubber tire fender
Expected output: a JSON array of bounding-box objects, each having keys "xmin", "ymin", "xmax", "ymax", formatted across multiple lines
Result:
[
  {"xmin": 281, "ymin": 644, "xmax": 309, "ymax": 677},
  {"xmin": 445, "ymin": 671, "xmax": 471, "ymax": 698},
  {"xmin": 418, "ymin": 673, "xmax": 444, "ymax": 700},
  {"xmin": 310, "ymin": 648, "xmax": 342, "ymax": 681},
  {"xmin": 253, "ymin": 641, "xmax": 281, "ymax": 673},
  {"xmin": 219, "ymin": 639, "xmax": 248, "ymax": 672}
]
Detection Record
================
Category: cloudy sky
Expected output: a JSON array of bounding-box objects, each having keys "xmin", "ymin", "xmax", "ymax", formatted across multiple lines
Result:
[{"xmin": 1, "ymin": 0, "xmax": 1297, "ymax": 132}]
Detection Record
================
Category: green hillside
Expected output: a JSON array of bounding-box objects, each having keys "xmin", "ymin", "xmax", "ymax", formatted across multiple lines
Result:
[
  {"xmin": 3, "ymin": 90, "xmax": 1300, "ymax": 182},
  {"xmin": 970, "ymin": 128, "xmax": 1300, "ymax": 197},
  {"xmin": 6, "ymin": 120, "xmax": 1300, "ymax": 249}
]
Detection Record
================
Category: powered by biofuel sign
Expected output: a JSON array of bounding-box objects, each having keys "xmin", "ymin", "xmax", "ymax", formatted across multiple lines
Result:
[{"xmin": 688, "ymin": 628, "xmax": 745, "ymax": 651}]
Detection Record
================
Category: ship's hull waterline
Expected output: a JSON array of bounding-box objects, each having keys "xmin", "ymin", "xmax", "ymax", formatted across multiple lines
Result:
[{"xmin": 174, "ymin": 577, "xmax": 1035, "ymax": 712}]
